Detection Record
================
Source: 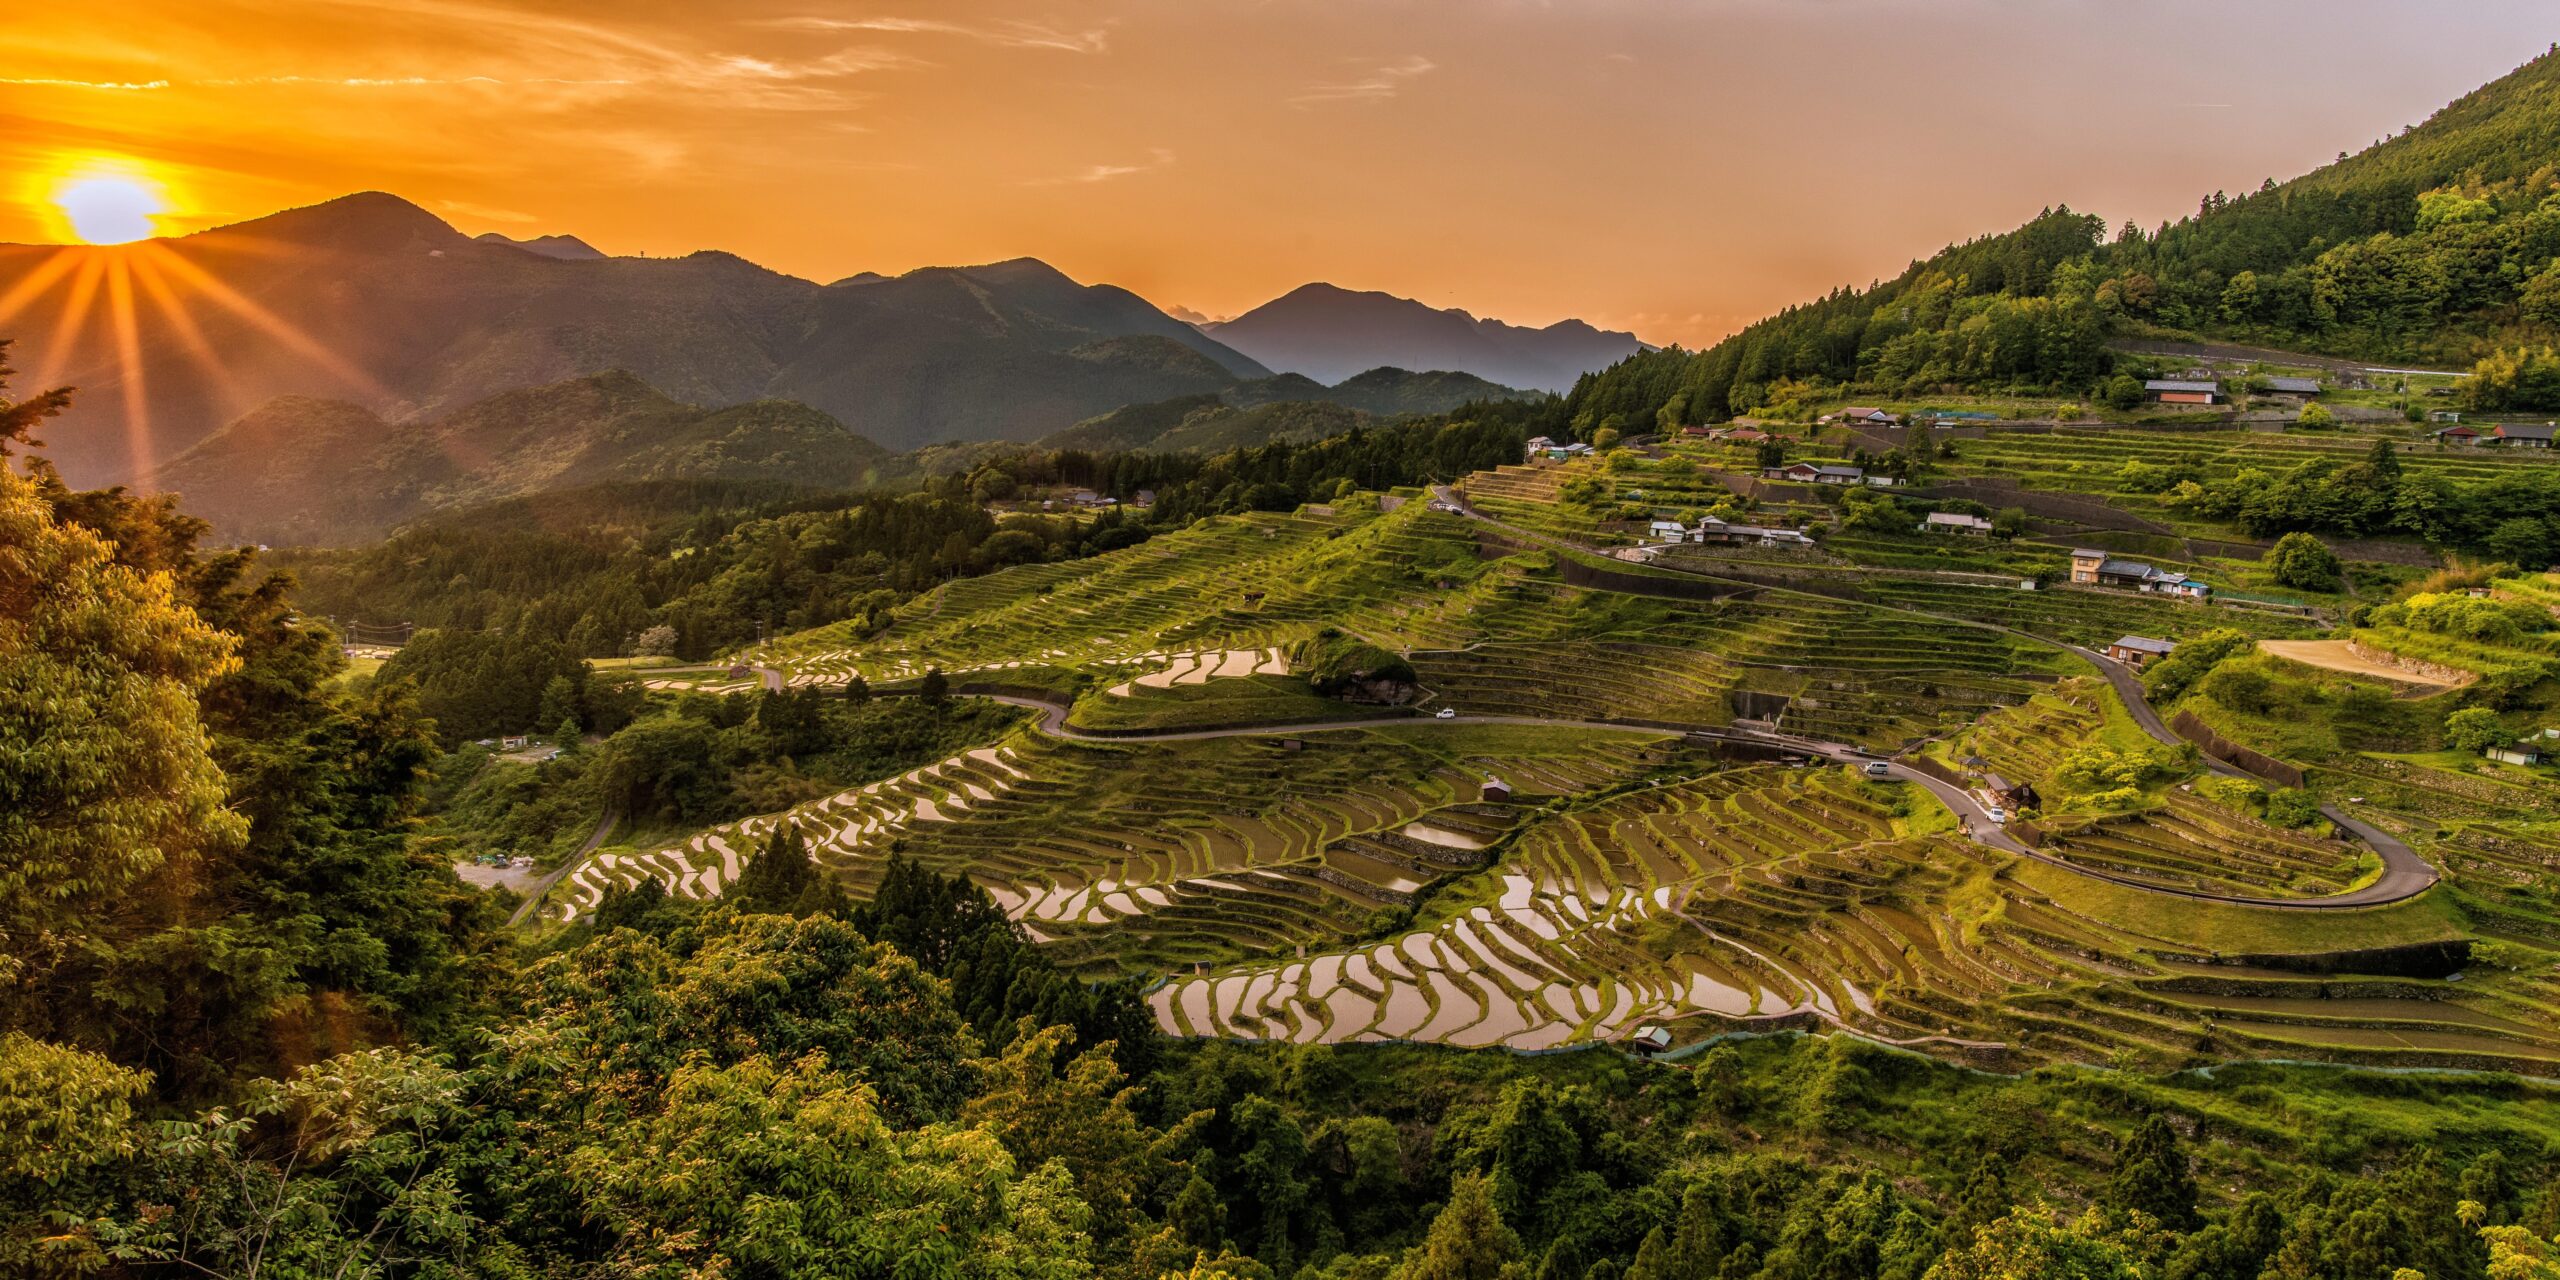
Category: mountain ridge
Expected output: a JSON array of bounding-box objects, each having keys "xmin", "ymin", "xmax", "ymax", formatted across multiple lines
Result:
[
  {"xmin": 0, "ymin": 192, "xmax": 1267, "ymax": 483},
  {"xmin": 1204, "ymin": 282, "xmax": 1644, "ymax": 392}
]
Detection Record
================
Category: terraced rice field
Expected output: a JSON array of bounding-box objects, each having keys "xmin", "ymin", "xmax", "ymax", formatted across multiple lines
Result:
[
  {"xmin": 648, "ymin": 483, "xmax": 2560, "ymax": 1074},
  {"xmin": 556, "ymin": 721, "xmax": 1678, "ymax": 974},
  {"xmin": 1150, "ymin": 761, "xmax": 2560, "ymax": 1069},
  {"xmin": 2030, "ymin": 794, "xmax": 2370, "ymax": 899}
]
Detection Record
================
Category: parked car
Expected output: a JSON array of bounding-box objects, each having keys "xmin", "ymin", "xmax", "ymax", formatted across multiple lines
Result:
[
  {"xmin": 1862, "ymin": 761, "xmax": 1892, "ymax": 778},
  {"xmin": 1435, "ymin": 708, "xmax": 1458, "ymax": 719},
  {"xmin": 1983, "ymin": 806, "xmax": 2009, "ymax": 824}
]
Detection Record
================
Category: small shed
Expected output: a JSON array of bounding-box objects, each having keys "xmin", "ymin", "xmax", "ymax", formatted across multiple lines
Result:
[
  {"xmin": 1628, "ymin": 1024, "xmax": 1674, "ymax": 1054},
  {"xmin": 2104, "ymin": 635, "xmax": 2177, "ymax": 668},
  {"xmin": 2145, "ymin": 379, "xmax": 2221, "ymax": 405},
  {"xmin": 2488, "ymin": 740, "xmax": 2545, "ymax": 767},
  {"xmin": 1481, "ymin": 776, "xmax": 1514, "ymax": 803}
]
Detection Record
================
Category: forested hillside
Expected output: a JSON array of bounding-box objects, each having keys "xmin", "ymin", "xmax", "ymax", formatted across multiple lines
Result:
[
  {"xmin": 150, "ymin": 371, "xmax": 902, "ymax": 544},
  {"xmin": 1563, "ymin": 46, "xmax": 2560, "ymax": 433},
  {"xmin": 277, "ymin": 403, "xmax": 1541, "ymax": 693}
]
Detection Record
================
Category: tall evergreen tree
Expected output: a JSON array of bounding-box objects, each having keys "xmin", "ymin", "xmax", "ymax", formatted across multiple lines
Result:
[
  {"xmin": 2105, "ymin": 1114, "xmax": 2201, "ymax": 1231},
  {"xmin": 1405, "ymin": 1171, "xmax": 1523, "ymax": 1280}
]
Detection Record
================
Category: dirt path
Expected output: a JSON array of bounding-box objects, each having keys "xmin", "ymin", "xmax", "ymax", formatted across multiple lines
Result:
[
  {"xmin": 2259, "ymin": 639, "xmax": 2472, "ymax": 694},
  {"xmin": 2108, "ymin": 338, "xmax": 2465, "ymax": 378}
]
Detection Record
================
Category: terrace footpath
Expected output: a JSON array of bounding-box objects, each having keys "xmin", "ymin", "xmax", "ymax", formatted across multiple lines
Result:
[{"xmin": 1410, "ymin": 488, "xmax": 2440, "ymax": 908}]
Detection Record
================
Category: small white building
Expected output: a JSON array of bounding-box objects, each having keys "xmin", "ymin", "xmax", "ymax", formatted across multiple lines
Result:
[
  {"xmin": 1924, "ymin": 512, "xmax": 1993, "ymax": 536},
  {"xmin": 1649, "ymin": 520, "xmax": 1688, "ymax": 543},
  {"xmin": 1764, "ymin": 462, "xmax": 1865, "ymax": 486}
]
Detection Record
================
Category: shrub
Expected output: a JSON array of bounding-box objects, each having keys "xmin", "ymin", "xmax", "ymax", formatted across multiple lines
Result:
[
  {"xmin": 2265, "ymin": 532, "xmax": 2343, "ymax": 592},
  {"xmin": 2262, "ymin": 788, "xmax": 2322, "ymax": 828},
  {"xmin": 1302, "ymin": 635, "xmax": 1418, "ymax": 703},
  {"xmin": 2143, "ymin": 629, "xmax": 2254, "ymax": 703},
  {"xmin": 2443, "ymin": 707, "xmax": 2509, "ymax": 753}
]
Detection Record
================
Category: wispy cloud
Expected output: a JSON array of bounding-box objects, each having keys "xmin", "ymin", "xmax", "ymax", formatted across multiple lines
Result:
[
  {"xmin": 1030, "ymin": 146, "xmax": 1174, "ymax": 185},
  {"xmin": 764, "ymin": 16, "xmax": 1111, "ymax": 54},
  {"xmin": 1291, "ymin": 55, "xmax": 1435, "ymax": 108},
  {"xmin": 438, "ymin": 199, "xmax": 539, "ymax": 224},
  {"xmin": 0, "ymin": 76, "xmax": 171, "ymax": 90}
]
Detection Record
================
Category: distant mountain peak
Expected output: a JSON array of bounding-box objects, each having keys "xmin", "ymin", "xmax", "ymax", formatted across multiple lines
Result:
[
  {"xmin": 475, "ymin": 231, "xmax": 606, "ymax": 261},
  {"xmin": 952, "ymin": 257, "xmax": 1079, "ymax": 288},
  {"xmin": 1205, "ymin": 283, "xmax": 1641, "ymax": 392},
  {"xmin": 201, "ymin": 191, "xmax": 465, "ymax": 252}
]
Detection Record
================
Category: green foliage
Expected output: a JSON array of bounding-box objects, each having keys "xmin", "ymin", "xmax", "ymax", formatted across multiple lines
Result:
[
  {"xmin": 6, "ymin": 456, "xmax": 487, "ymax": 1096},
  {"xmin": 2262, "ymin": 788, "xmax": 2324, "ymax": 830},
  {"xmin": 0, "ymin": 466, "xmax": 243, "ymax": 1029},
  {"xmin": 2104, "ymin": 1115, "xmax": 2200, "ymax": 1232},
  {"xmin": 2143, "ymin": 629, "xmax": 2258, "ymax": 703},
  {"xmin": 2444, "ymin": 707, "xmax": 2513, "ymax": 752},
  {"xmin": 1403, "ymin": 1172, "xmax": 1524, "ymax": 1280},
  {"xmin": 2267, "ymin": 533, "xmax": 2345, "ymax": 592},
  {"xmin": 1304, "ymin": 632, "xmax": 1420, "ymax": 702},
  {"xmin": 726, "ymin": 822, "xmax": 849, "ymax": 918},
  {"xmin": 2370, "ymin": 592, "xmax": 2556, "ymax": 644},
  {"xmin": 2463, "ymin": 345, "xmax": 2560, "ymax": 413},
  {"xmin": 2055, "ymin": 741, "xmax": 2191, "ymax": 808},
  {"xmin": 1924, "ymin": 1208, "xmax": 2152, "ymax": 1280}
]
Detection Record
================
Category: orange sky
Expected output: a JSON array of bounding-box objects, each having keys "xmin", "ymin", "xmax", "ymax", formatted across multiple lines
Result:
[{"xmin": 3, "ymin": 1, "xmax": 2554, "ymax": 348}]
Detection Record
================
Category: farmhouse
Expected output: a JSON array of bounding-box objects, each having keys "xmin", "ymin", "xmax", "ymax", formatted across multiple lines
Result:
[
  {"xmin": 1765, "ymin": 462, "xmax": 1865, "ymax": 485},
  {"xmin": 2104, "ymin": 635, "xmax": 2177, "ymax": 668},
  {"xmin": 2145, "ymin": 379, "xmax": 2221, "ymax": 406},
  {"xmin": 1923, "ymin": 511, "xmax": 1993, "ymax": 536},
  {"xmin": 2487, "ymin": 739, "xmax": 2545, "ymax": 766},
  {"xmin": 1979, "ymin": 772, "xmax": 2040, "ymax": 810},
  {"xmin": 1524, "ymin": 436, "xmax": 1556, "ymax": 459},
  {"xmin": 2433, "ymin": 424, "xmax": 2482, "ymax": 444},
  {"xmin": 1830, "ymin": 406, "xmax": 1902, "ymax": 426},
  {"xmin": 2262, "ymin": 376, "xmax": 2323, "ymax": 396},
  {"xmin": 1648, "ymin": 519, "xmax": 1688, "ymax": 542},
  {"xmin": 2070, "ymin": 550, "xmax": 2211, "ymax": 598},
  {"xmin": 2489, "ymin": 423, "xmax": 2557, "ymax": 449},
  {"xmin": 500, "ymin": 735, "xmax": 529, "ymax": 750},
  {"xmin": 1693, "ymin": 516, "xmax": 1816, "ymax": 547}
]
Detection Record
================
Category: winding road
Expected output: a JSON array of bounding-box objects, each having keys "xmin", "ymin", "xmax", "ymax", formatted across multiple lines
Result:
[{"xmin": 2061, "ymin": 643, "xmax": 2434, "ymax": 907}]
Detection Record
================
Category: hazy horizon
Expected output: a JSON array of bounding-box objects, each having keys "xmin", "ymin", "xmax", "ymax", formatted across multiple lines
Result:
[{"xmin": 6, "ymin": 1, "xmax": 2557, "ymax": 348}]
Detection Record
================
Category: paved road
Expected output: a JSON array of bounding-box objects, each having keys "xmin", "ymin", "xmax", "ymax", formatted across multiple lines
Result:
[{"xmin": 506, "ymin": 808, "xmax": 622, "ymax": 927}]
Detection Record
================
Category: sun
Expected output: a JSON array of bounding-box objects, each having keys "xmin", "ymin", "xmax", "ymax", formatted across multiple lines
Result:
[{"xmin": 51, "ymin": 166, "xmax": 169, "ymax": 245}]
